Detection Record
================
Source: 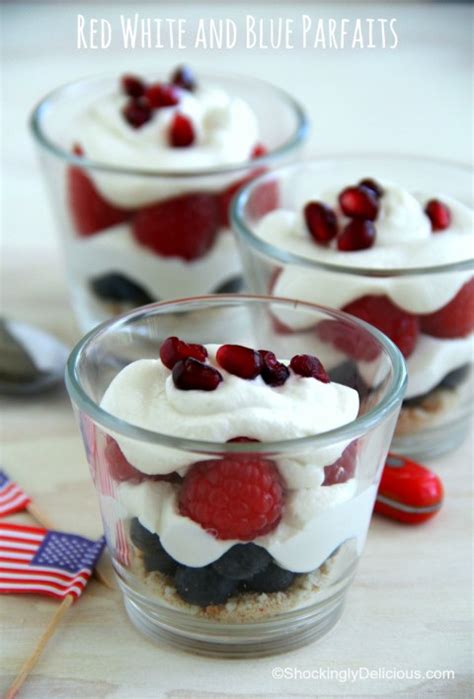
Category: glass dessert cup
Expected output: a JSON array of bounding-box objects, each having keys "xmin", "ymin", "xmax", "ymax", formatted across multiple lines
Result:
[
  {"xmin": 66, "ymin": 295, "xmax": 405, "ymax": 657},
  {"xmin": 30, "ymin": 72, "xmax": 308, "ymax": 331},
  {"xmin": 232, "ymin": 156, "xmax": 474, "ymax": 459}
]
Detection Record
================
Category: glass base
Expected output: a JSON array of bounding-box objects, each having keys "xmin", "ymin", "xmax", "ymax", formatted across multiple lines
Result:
[
  {"xmin": 392, "ymin": 413, "xmax": 471, "ymax": 460},
  {"xmin": 120, "ymin": 581, "xmax": 347, "ymax": 658}
]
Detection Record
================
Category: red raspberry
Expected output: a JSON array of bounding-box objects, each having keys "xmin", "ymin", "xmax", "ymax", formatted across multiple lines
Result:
[
  {"xmin": 160, "ymin": 336, "xmax": 208, "ymax": 369},
  {"xmin": 322, "ymin": 441, "xmax": 358, "ymax": 486},
  {"xmin": 317, "ymin": 319, "xmax": 381, "ymax": 362},
  {"xmin": 67, "ymin": 154, "xmax": 130, "ymax": 236},
  {"xmin": 179, "ymin": 457, "xmax": 284, "ymax": 540},
  {"xmin": 132, "ymin": 193, "xmax": 220, "ymax": 261},
  {"xmin": 420, "ymin": 278, "xmax": 474, "ymax": 338},
  {"xmin": 343, "ymin": 295, "xmax": 420, "ymax": 358},
  {"xmin": 104, "ymin": 437, "xmax": 178, "ymax": 484}
]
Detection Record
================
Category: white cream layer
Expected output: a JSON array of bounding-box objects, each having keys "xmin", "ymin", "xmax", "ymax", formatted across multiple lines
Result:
[
  {"xmin": 118, "ymin": 478, "xmax": 377, "ymax": 572},
  {"xmin": 100, "ymin": 345, "xmax": 360, "ymax": 475},
  {"xmin": 67, "ymin": 223, "xmax": 242, "ymax": 302},
  {"xmin": 76, "ymin": 85, "xmax": 259, "ymax": 208}
]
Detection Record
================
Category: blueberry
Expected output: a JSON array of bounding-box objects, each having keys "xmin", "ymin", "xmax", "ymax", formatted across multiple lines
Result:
[
  {"xmin": 212, "ymin": 544, "xmax": 272, "ymax": 580},
  {"xmin": 90, "ymin": 273, "xmax": 155, "ymax": 305},
  {"xmin": 242, "ymin": 562, "xmax": 295, "ymax": 593},
  {"xmin": 174, "ymin": 565, "xmax": 237, "ymax": 606},
  {"xmin": 129, "ymin": 518, "xmax": 161, "ymax": 553},
  {"xmin": 438, "ymin": 364, "xmax": 470, "ymax": 390},
  {"xmin": 143, "ymin": 548, "xmax": 178, "ymax": 576},
  {"xmin": 212, "ymin": 275, "xmax": 244, "ymax": 294}
]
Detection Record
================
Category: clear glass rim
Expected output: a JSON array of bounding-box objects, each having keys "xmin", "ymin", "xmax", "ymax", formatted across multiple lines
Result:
[
  {"xmin": 29, "ymin": 70, "xmax": 309, "ymax": 178},
  {"xmin": 231, "ymin": 154, "xmax": 474, "ymax": 277},
  {"xmin": 65, "ymin": 294, "xmax": 407, "ymax": 454}
]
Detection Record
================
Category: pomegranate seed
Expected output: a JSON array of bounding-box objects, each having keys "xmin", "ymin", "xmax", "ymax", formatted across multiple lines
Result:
[
  {"xmin": 251, "ymin": 143, "xmax": 268, "ymax": 158},
  {"xmin": 146, "ymin": 83, "xmax": 180, "ymax": 109},
  {"xmin": 169, "ymin": 113, "xmax": 195, "ymax": 147},
  {"xmin": 425, "ymin": 199, "xmax": 451, "ymax": 232},
  {"xmin": 259, "ymin": 350, "xmax": 290, "ymax": 386},
  {"xmin": 72, "ymin": 143, "xmax": 84, "ymax": 156},
  {"xmin": 339, "ymin": 185, "xmax": 379, "ymax": 220},
  {"xmin": 216, "ymin": 344, "xmax": 262, "ymax": 380},
  {"xmin": 337, "ymin": 219, "xmax": 376, "ymax": 251},
  {"xmin": 227, "ymin": 436, "xmax": 261, "ymax": 443},
  {"xmin": 172, "ymin": 358, "xmax": 222, "ymax": 391},
  {"xmin": 304, "ymin": 202, "xmax": 338, "ymax": 245},
  {"xmin": 359, "ymin": 178, "xmax": 384, "ymax": 198},
  {"xmin": 122, "ymin": 98, "xmax": 152, "ymax": 129},
  {"xmin": 171, "ymin": 65, "xmax": 196, "ymax": 91},
  {"xmin": 160, "ymin": 336, "xmax": 208, "ymax": 369},
  {"xmin": 290, "ymin": 354, "xmax": 330, "ymax": 383},
  {"xmin": 121, "ymin": 74, "xmax": 145, "ymax": 98}
]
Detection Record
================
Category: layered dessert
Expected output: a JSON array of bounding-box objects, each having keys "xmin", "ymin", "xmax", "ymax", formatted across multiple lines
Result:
[
  {"xmin": 65, "ymin": 66, "xmax": 274, "ymax": 326},
  {"xmin": 254, "ymin": 178, "xmax": 474, "ymax": 436},
  {"xmin": 96, "ymin": 336, "xmax": 377, "ymax": 620}
]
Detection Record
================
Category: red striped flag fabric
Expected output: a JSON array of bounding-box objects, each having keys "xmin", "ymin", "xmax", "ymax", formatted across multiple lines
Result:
[
  {"xmin": 0, "ymin": 522, "xmax": 105, "ymax": 601},
  {"xmin": 0, "ymin": 470, "xmax": 30, "ymax": 517}
]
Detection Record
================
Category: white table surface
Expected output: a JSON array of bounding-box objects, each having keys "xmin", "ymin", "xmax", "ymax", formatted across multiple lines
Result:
[{"xmin": 1, "ymin": 2, "xmax": 473, "ymax": 697}]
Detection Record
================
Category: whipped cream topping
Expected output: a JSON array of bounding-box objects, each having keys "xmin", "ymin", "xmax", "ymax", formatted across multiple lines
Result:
[
  {"xmin": 76, "ymin": 84, "xmax": 259, "ymax": 208},
  {"xmin": 257, "ymin": 186, "xmax": 473, "ymax": 315},
  {"xmin": 100, "ymin": 344, "xmax": 360, "ymax": 475}
]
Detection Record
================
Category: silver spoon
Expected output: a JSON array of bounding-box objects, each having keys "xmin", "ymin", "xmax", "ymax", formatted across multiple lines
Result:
[{"xmin": 0, "ymin": 318, "xmax": 69, "ymax": 395}]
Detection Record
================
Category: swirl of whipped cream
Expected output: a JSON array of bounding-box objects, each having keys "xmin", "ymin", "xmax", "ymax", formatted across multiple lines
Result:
[
  {"xmin": 257, "ymin": 184, "xmax": 473, "ymax": 315},
  {"xmin": 100, "ymin": 345, "xmax": 359, "ymax": 475},
  {"xmin": 76, "ymin": 85, "xmax": 259, "ymax": 208}
]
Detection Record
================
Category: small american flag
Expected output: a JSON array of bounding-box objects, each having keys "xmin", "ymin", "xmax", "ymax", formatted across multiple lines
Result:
[
  {"xmin": 0, "ymin": 522, "xmax": 105, "ymax": 601},
  {"xmin": 0, "ymin": 470, "xmax": 31, "ymax": 517}
]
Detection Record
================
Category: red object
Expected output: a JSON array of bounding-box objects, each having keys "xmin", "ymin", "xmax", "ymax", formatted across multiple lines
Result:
[
  {"xmin": 304, "ymin": 202, "xmax": 338, "ymax": 245},
  {"xmin": 339, "ymin": 185, "xmax": 379, "ymax": 220},
  {"xmin": 374, "ymin": 454, "xmax": 443, "ymax": 524},
  {"xmin": 121, "ymin": 74, "xmax": 145, "ymax": 98},
  {"xmin": 322, "ymin": 441, "xmax": 358, "ymax": 486},
  {"xmin": 342, "ymin": 294, "xmax": 420, "ymax": 358},
  {"xmin": 122, "ymin": 98, "xmax": 152, "ymax": 128},
  {"xmin": 227, "ymin": 437, "xmax": 261, "ymax": 443},
  {"xmin": 259, "ymin": 350, "xmax": 290, "ymax": 386},
  {"xmin": 179, "ymin": 456, "xmax": 283, "ymax": 540},
  {"xmin": 337, "ymin": 219, "xmax": 376, "ymax": 251},
  {"xmin": 172, "ymin": 357, "xmax": 223, "ymax": 391},
  {"xmin": 67, "ymin": 162, "xmax": 130, "ymax": 236},
  {"xmin": 104, "ymin": 437, "xmax": 145, "ymax": 484},
  {"xmin": 290, "ymin": 354, "xmax": 330, "ymax": 383},
  {"xmin": 160, "ymin": 336, "xmax": 208, "ymax": 370},
  {"xmin": 425, "ymin": 199, "xmax": 451, "ymax": 232},
  {"xmin": 169, "ymin": 112, "xmax": 195, "ymax": 147},
  {"xmin": 359, "ymin": 178, "xmax": 384, "ymax": 198},
  {"xmin": 0, "ymin": 522, "xmax": 104, "ymax": 600},
  {"xmin": 216, "ymin": 344, "xmax": 262, "ymax": 380},
  {"xmin": 171, "ymin": 65, "xmax": 196, "ymax": 91},
  {"xmin": 0, "ymin": 470, "xmax": 31, "ymax": 517},
  {"xmin": 419, "ymin": 278, "xmax": 474, "ymax": 338},
  {"xmin": 317, "ymin": 318, "xmax": 381, "ymax": 362},
  {"xmin": 145, "ymin": 83, "xmax": 180, "ymax": 108},
  {"xmin": 132, "ymin": 192, "xmax": 220, "ymax": 261}
]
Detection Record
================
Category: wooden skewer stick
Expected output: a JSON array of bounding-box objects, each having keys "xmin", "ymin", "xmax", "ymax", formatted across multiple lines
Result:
[
  {"xmin": 26, "ymin": 502, "xmax": 115, "ymax": 590},
  {"xmin": 5, "ymin": 594, "xmax": 74, "ymax": 699}
]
